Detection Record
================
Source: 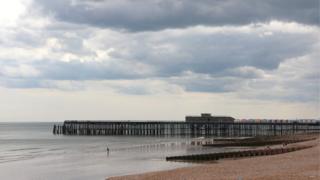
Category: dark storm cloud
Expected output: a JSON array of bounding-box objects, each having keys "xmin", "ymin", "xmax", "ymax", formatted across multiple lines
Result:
[{"xmin": 35, "ymin": 0, "xmax": 319, "ymax": 31}]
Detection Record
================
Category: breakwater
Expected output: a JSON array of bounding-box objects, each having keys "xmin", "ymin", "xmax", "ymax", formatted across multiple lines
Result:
[
  {"xmin": 53, "ymin": 120, "xmax": 320, "ymax": 136},
  {"xmin": 166, "ymin": 145, "xmax": 314, "ymax": 162},
  {"xmin": 202, "ymin": 136, "xmax": 318, "ymax": 147}
]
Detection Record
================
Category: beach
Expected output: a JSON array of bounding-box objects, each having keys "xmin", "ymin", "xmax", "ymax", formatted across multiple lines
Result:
[{"xmin": 109, "ymin": 138, "xmax": 320, "ymax": 180}]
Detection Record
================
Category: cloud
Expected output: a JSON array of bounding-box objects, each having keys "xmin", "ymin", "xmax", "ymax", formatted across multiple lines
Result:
[
  {"xmin": 34, "ymin": 0, "xmax": 319, "ymax": 31},
  {"xmin": 0, "ymin": 1, "xmax": 319, "ymax": 104},
  {"xmin": 1, "ymin": 21, "xmax": 317, "ymax": 80},
  {"xmin": 236, "ymin": 51, "xmax": 320, "ymax": 102},
  {"xmin": 82, "ymin": 22, "xmax": 319, "ymax": 78},
  {"xmin": 170, "ymin": 71, "xmax": 244, "ymax": 93}
]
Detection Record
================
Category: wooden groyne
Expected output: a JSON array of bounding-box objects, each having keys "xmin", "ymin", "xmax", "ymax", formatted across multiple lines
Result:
[
  {"xmin": 202, "ymin": 136, "xmax": 318, "ymax": 147},
  {"xmin": 53, "ymin": 120, "xmax": 320, "ymax": 136},
  {"xmin": 166, "ymin": 145, "xmax": 314, "ymax": 162}
]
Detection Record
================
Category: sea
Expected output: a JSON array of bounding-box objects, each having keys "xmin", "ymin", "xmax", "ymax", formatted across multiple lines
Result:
[{"xmin": 0, "ymin": 122, "xmax": 238, "ymax": 180}]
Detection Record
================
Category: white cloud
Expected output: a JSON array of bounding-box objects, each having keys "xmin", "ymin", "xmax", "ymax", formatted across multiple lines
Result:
[{"xmin": 0, "ymin": 0, "xmax": 31, "ymax": 27}]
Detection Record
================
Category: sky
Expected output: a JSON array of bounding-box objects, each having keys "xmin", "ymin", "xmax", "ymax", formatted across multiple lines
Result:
[{"xmin": 0, "ymin": 0, "xmax": 319, "ymax": 121}]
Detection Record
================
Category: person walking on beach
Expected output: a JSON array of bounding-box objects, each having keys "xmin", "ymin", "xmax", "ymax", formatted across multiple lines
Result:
[{"xmin": 107, "ymin": 146, "xmax": 110, "ymax": 156}]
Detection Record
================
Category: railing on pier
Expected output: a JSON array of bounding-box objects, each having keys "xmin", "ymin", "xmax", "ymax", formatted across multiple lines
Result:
[{"xmin": 53, "ymin": 120, "xmax": 320, "ymax": 137}]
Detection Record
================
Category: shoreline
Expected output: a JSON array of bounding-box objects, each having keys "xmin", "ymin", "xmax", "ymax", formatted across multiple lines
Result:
[{"xmin": 108, "ymin": 137, "xmax": 320, "ymax": 180}]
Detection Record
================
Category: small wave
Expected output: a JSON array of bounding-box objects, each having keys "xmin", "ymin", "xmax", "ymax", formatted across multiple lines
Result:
[
  {"xmin": 47, "ymin": 148, "xmax": 63, "ymax": 152},
  {"xmin": 0, "ymin": 154, "xmax": 35, "ymax": 164},
  {"xmin": 9, "ymin": 147, "xmax": 41, "ymax": 152}
]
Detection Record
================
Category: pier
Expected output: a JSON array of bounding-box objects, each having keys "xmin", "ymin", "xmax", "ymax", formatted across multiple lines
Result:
[{"xmin": 53, "ymin": 120, "xmax": 320, "ymax": 136}]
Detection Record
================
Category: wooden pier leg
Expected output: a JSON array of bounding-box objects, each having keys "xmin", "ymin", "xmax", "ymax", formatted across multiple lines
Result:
[{"xmin": 53, "ymin": 125, "xmax": 56, "ymax": 134}]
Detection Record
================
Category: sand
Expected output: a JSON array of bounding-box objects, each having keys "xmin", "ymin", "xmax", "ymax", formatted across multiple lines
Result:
[{"xmin": 109, "ymin": 138, "xmax": 320, "ymax": 180}]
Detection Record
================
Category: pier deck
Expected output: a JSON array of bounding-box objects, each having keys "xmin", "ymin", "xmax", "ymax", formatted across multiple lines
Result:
[{"xmin": 53, "ymin": 120, "xmax": 320, "ymax": 136}]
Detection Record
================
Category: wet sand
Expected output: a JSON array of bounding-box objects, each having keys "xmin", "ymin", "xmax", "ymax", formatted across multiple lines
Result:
[{"xmin": 109, "ymin": 138, "xmax": 320, "ymax": 180}]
